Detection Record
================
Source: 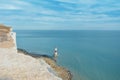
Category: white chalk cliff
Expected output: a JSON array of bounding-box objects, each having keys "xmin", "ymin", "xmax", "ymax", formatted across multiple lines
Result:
[{"xmin": 0, "ymin": 24, "xmax": 62, "ymax": 80}]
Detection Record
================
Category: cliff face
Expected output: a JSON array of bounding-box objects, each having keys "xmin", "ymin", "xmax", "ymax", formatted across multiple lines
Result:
[
  {"xmin": 0, "ymin": 24, "xmax": 16, "ymax": 49},
  {"xmin": 0, "ymin": 49, "xmax": 62, "ymax": 80},
  {"xmin": 0, "ymin": 24, "xmax": 62, "ymax": 80},
  {"xmin": 0, "ymin": 24, "xmax": 11, "ymax": 32}
]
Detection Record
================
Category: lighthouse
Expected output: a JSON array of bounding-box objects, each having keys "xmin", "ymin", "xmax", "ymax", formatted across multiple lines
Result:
[{"xmin": 54, "ymin": 48, "xmax": 58, "ymax": 57}]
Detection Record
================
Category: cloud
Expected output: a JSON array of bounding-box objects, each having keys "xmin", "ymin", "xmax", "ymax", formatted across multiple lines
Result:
[
  {"xmin": 0, "ymin": 5, "xmax": 20, "ymax": 10},
  {"xmin": 0, "ymin": 0, "xmax": 31, "ymax": 10},
  {"xmin": 56, "ymin": 0, "xmax": 97, "ymax": 4},
  {"xmin": 0, "ymin": 0, "xmax": 120, "ymax": 30}
]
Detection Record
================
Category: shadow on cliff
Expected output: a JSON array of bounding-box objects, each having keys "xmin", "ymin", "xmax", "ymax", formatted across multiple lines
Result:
[
  {"xmin": 17, "ymin": 48, "xmax": 56, "ymax": 61},
  {"xmin": 0, "ymin": 77, "xmax": 13, "ymax": 80}
]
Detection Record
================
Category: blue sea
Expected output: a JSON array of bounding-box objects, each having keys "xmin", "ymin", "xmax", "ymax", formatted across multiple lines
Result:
[{"xmin": 15, "ymin": 30, "xmax": 120, "ymax": 80}]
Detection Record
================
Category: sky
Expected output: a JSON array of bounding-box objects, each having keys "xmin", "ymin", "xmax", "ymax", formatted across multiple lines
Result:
[{"xmin": 0, "ymin": 0, "xmax": 120, "ymax": 30}]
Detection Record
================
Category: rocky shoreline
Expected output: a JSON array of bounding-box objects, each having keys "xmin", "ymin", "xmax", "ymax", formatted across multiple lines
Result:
[
  {"xmin": 0, "ymin": 24, "xmax": 72, "ymax": 80},
  {"xmin": 17, "ymin": 48, "xmax": 72, "ymax": 80}
]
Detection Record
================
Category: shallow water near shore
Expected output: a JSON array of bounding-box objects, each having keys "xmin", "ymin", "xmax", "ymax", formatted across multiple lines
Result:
[{"xmin": 16, "ymin": 30, "xmax": 120, "ymax": 80}]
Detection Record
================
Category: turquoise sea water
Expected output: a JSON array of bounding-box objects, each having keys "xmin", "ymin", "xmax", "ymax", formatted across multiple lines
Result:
[{"xmin": 16, "ymin": 30, "xmax": 120, "ymax": 80}]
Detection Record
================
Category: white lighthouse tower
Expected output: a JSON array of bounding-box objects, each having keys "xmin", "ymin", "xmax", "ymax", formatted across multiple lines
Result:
[{"xmin": 54, "ymin": 48, "xmax": 58, "ymax": 57}]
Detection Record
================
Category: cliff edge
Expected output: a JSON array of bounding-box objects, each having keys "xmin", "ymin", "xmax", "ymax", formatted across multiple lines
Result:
[
  {"xmin": 0, "ymin": 24, "xmax": 17, "ymax": 50},
  {"xmin": 0, "ymin": 24, "xmax": 62, "ymax": 80}
]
